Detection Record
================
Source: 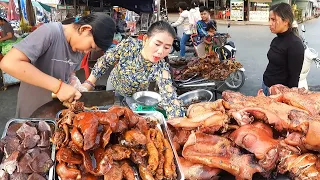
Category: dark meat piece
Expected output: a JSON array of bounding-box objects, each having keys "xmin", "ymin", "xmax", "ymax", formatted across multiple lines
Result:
[
  {"xmin": 16, "ymin": 123, "xmax": 37, "ymax": 140},
  {"xmin": 27, "ymin": 173, "xmax": 46, "ymax": 180},
  {"xmin": 29, "ymin": 152, "xmax": 53, "ymax": 173},
  {"xmin": 135, "ymin": 118, "xmax": 149, "ymax": 135},
  {"xmin": 124, "ymin": 129, "xmax": 147, "ymax": 146},
  {"xmin": 9, "ymin": 172, "xmax": 28, "ymax": 180},
  {"xmin": 81, "ymin": 174, "xmax": 98, "ymax": 180},
  {"xmin": 51, "ymin": 128, "xmax": 65, "ymax": 149},
  {"xmin": 27, "ymin": 148, "xmax": 41, "ymax": 159},
  {"xmin": 120, "ymin": 161, "xmax": 135, "ymax": 180},
  {"xmin": 37, "ymin": 131, "xmax": 50, "ymax": 148},
  {"xmin": 17, "ymin": 153, "xmax": 33, "ymax": 174},
  {"xmin": 56, "ymin": 147, "xmax": 82, "ymax": 164},
  {"xmin": 94, "ymin": 112, "xmax": 119, "ymax": 132},
  {"xmin": 56, "ymin": 162, "xmax": 81, "ymax": 180},
  {"xmin": 103, "ymin": 163, "xmax": 123, "ymax": 180},
  {"xmin": 76, "ymin": 112, "xmax": 99, "ymax": 151},
  {"xmin": 2, "ymin": 136, "xmax": 21, "ymax": 157},
  {"xmin": 114, "ymin": 119, "xmax": 128, "ymax": 133},
  {"xmin": 130, "ymin": 148, "xmax": 148, "ymax": 165},
  {"xmin": 22, "ymin": 135, "xmax": 40, "ymax": 149},
  {"xmin": 105, "ymin": 145, "xmax": 131, "ymax": 161},
  {"xmin": 2, "ymin": 151, "xmax": 20, "ymax": 174},
  {"xmin": 37, "ymin": 121, "xmax": 51, "ymax": 134},
  {"xmin": 0, "ymin": 170, "xmax": 9, "ymax": 180},
  {"xmin": 6, "ymin": 124, "xmax": 21, "ymax": 137}
]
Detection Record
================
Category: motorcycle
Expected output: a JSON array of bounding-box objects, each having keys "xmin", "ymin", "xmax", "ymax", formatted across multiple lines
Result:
[
  {"xmin": 214, "ymin": 24, "xmax": 245, "ymax": 90},
  {"xmin": 171, "ymin": 23, "xmax": 245, "ymax": 90},
  {"xmin": 298, "ymin": 24, "xmax": 320, "ymax": 90},
  {"xmin": 170, "ymin": 26, "xmax": 195, "ymax": 55}
]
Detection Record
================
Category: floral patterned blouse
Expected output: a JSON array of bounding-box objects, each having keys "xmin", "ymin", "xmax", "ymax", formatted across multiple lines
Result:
[{"xmin": 91, "ymin": 37, "xmax": 184, "ymax": 119}]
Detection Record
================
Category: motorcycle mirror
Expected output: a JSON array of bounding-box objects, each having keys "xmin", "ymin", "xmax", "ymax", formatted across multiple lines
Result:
[
  {"xmin": 301, "ymin": 24, "xmax": 306, "ymax": 32},
  {"xmin": 228, "ymin": 23, "xmax": 231, "ymax": 28}
]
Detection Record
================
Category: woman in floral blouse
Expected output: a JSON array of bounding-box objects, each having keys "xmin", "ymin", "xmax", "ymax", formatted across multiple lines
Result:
[{"xmin": 83, "ymin": 21, "xmax": 184, "ymax": 118}]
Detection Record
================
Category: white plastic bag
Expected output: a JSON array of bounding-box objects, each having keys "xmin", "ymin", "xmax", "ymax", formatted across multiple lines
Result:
[{"xmin": 68, "ymin": 74, "xmax": 88, "ymax": 92}]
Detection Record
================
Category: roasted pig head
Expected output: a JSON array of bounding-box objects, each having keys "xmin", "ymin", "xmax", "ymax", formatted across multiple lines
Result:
[
  {"xmin": 229, "ymin": 122, "xmax": 279, "ymax": 172},
  {"xmin": 182, "ymin": 132, "xmax": 264, "ymax": 180}
]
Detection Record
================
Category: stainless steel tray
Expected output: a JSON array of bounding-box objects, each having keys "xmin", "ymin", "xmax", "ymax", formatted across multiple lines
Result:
[
  {"xmin": 55, "ymin": 110, "xmax": 184, "ymax": 180},
  {"xmin": 134, "ymin": 111, "xmax": 184, "ymax": 180},
  {"xmin": 1, "ymin": 118, "xmax": 57, "ymax": 180}
]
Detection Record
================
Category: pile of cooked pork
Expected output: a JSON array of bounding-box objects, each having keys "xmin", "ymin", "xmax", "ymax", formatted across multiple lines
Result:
[
  {"xmin": 173, "ymin": 54, "xmax": 243, "ymax": 81},
  {"xmin": 167, "ymin": 84, "xmax": 320, "ymax": 180},
  {"xmin": 52, "ymin": 103, "xmax": 177, "ymax": 180},
  {"xmin": 0, "ymin": 121, "xmax": 54, "ymax": 179}
]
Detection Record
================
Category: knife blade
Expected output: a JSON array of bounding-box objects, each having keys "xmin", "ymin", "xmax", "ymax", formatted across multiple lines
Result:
[{"xmin": 52, "ymin": 90, "xmax": 115, "ymax": 107}]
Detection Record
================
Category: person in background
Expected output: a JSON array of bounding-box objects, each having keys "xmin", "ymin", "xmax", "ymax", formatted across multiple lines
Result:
[
  {"xmin": 0, "ymin": 17, "xmax": 17, "ymax": 43},
  {"xmin": 82, "ymin": 21, "xmax": 184, "ymax": 119},
  {"xmin": 196, "ymin": 6, "xmax": 217, "ymax": 45},
  {"xmin": 171, "ymin": 2, "xmax": 191, "ymax": 60},
  {"xmin": 261, "ymin": 2, "xmax": 304, "ymax": 96},
  {"xmin": 189, "ymin": 0, "xmax": 201, "ymax": 34},
  {"xmin": 0, "ymin": 13, "xmax": 116, "ymax": 118},
  {"xmin": 203, "ymin": 22, "xmax": 218, "ymax": 55}
]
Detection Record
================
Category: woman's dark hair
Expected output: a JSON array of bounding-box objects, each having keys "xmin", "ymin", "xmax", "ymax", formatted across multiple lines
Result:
[
  {"xmin": 270, "ymin": 2, "xmax": 294, "ymax": 28},
  {"xmin": 62, "ymin": 12, "xmax": 116, "ymax": 51},
  {"xmin": 190, "ymin": 0, "xmax": 200, "ymax": 8},
  {"xmin": 199, "ymin": 6, "xmax": 209, "ymax": 13},
  {"xmin": 147, "ymin": 21, "xmax": 176, "ymax": 39},
  {"xmin": 0, "ymin": 17, "xmax": 8, "ymax": 23},
  {"xmin": 176, "ymin": 2, "xmax": 188, "ymax": 11}
]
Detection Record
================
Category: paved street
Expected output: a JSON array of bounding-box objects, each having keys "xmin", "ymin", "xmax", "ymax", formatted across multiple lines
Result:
[{"xmin": 0, "ymin": 18, "xmax": 320, "ymax": 134}]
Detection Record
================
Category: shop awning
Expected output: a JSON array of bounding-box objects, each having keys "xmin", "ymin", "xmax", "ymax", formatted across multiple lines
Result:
[{"xmin": 250, "ymin": 0, "xmax": 272, "ymax": 3}]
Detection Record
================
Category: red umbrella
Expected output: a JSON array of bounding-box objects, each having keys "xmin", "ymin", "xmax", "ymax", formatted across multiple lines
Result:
[{"xmin": 7, "ymin": 0, "xmax": 19, "ymax": 21}]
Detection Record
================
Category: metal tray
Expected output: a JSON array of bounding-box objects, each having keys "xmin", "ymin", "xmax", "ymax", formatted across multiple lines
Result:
[
  {"xmin": 54, "ymin": 110, "xmax": 184, "ymax": 180},
  {"xmin": 1, "ymin": 118, "xmax": 57, "ymax": 180},
  {"xmin": 134, "ymin": 111, "xmax": 184, "ymax": 180}
]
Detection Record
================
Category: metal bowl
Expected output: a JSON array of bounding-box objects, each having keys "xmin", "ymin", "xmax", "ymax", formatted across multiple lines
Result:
[
  {"xmin": 132, "ymin": 91, "xmax": 162, "ymax": 107},
  {"xmin": 178, "ymin": 89, "xmax": 213, "ymax": 106}
]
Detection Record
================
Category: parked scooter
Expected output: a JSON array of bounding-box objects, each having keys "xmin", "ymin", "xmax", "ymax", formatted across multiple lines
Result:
[{"xmin": 298, "ymin": 24, "xmax": 320, "ymax": 90}]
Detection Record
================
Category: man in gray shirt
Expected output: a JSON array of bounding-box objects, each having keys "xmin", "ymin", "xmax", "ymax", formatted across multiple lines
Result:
[{"xmin": 0, "ymin": 17, "xmax": 17, "ymax": 42}]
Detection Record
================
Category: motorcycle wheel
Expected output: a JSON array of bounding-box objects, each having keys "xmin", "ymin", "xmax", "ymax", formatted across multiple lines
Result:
[{"xmin": 224, "ymin": 70, "xmax": 245, "ymax": 90}]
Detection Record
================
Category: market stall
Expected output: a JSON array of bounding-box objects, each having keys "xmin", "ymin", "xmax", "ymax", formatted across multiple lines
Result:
[{"xmin": 249, "ymin": 1, "xmax": 271, "ymax": 22}]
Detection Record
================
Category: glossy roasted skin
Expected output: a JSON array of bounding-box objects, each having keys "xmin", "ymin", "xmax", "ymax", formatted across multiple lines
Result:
[
  {"xmin": 56, "ymin": 162, "xmax": 81, "ymax": 180},
  {"xmin": 182, "ymin": 132, "xmax": 264, "ymax": 180},
  {"xmin": 179, "ymin": 157, "xmax": 220, "ymax": 180},
  {"xmin": 278, "ymin": 152, "xmax": 320, "ymax": 180},
  {"xmin": 229, "ymin": 123, "xmax": 279, "ymax": 172},
  {"xmin": 53, "ymin": 104, "xmax": 177, "ymax": 179}
]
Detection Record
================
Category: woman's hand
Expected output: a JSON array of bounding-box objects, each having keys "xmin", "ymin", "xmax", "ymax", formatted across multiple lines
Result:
[{"xmin": 56, "ymin": 83, "xmax": 82, "ymax": 102}]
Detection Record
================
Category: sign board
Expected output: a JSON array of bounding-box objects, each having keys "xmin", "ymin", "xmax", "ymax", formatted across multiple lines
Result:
[
  {"xmin": 57, "ymin": 5, "xmax": 74, "ymax": 10},
  {"xmin": 249, "ymin": 11, "xmax": 269, "ymax": 22},
  {"xmin": 230, "ymin": 0, "xmax": 244, "ymax": 21}
]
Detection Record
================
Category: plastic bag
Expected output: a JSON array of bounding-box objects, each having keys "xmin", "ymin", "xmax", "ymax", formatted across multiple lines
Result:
[{"xmin": 68, "ymin": 74, "xmax": 88, "ymax": 92}]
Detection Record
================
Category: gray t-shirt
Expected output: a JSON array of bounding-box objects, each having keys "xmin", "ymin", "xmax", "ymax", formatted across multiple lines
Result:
[
  {"xmin": 13, "ymin": 22, "xmax": 83, "ymax": 118},
  {"xmin": 1, "ymin": 22, "xmax": 17, "ymax": 41}
]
